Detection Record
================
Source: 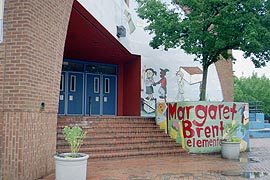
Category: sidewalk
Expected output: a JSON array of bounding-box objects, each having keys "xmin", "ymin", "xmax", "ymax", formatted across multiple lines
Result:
[{"xmin": 41, "ymin": 138, "xmax": 270, "ymax": 180}]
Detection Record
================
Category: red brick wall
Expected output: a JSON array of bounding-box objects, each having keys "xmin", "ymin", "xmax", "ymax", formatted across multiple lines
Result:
[
  {"xmin": 0, "ymin": 0, "xmax": 73, "ymax": 179},
  {"xmin": 215, "ymin": 54, "xmax": 234, "ymax": 102}
]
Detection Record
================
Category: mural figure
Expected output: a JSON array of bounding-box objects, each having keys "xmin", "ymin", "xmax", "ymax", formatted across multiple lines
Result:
[
  {"xmin": 177, "ymin": 66, "xmax": 203, "ymax": 101},
  {"xmin": 175, "ymin": 68, "xmax": 185, "ymax": 101},
  {"xmin": 144, "ymin": 68, "xmax": 157, "ymax": 100},
  {"xmin": 154, "ymin": 68, "xmax": 169, "ymax": 100}
]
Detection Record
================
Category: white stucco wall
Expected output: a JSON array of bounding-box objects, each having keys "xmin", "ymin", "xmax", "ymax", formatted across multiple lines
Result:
[{"xmin": 78, "ymin": 0, "xmax": 223, "ymax": 107}]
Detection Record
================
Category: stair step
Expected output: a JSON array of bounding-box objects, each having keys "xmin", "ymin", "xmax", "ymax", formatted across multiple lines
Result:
[
  {"xmin": 88, "ymin": 149, "xmax": 187, "ymax": 160},
  {"xmin": 58, "ymin": 129, "xmax": 164, "ymax": 135},
  {"xmin": 57, "ymin": 117, "xmax": 156, "ymax": 124},
  {"xmin": 57, "ymin": 133, "xmax": 169, "ymax": 140},
  {"xmin": 57, "ymin": 125, "xmax": 159, "ymax": 132},
  {"xmin": 57, "ymin": 122, "xmax": 156, "ymax": 129},
  {"xmin": 57, "ymin": 116, "xmax": 187, "ymax": 160},
  {"xmin": 57, "ymin": 148, "xmax": 186, "ymax": 160},
  {"xmin": 57, "ymin": 138, "xmax": 175, "ymax": 146},
  {"xmin": 57, "ymin": 141, "xmax": 179, "ymax": 148},
  {"xmin": 57, "ymin": 143, "xmax": 183, "ymax": 153}
]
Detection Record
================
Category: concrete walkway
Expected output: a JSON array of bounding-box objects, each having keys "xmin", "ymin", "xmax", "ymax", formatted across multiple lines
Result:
[{"xmin": 41, "ymin": 138, "xmax": 270, "ymax": 180}]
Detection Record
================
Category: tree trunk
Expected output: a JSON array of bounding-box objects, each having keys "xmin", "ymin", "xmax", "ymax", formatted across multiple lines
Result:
[{"xmin": 200, "ymin": 65, "xmax": 208, "ymax": 100}]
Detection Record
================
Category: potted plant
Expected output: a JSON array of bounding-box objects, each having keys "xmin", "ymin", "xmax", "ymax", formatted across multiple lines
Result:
[
  {"xmin": 54, "ymin": 126, "xmax": 89, "ymax": 180},
  {"xmin": 220, "ymin": 120, "xmax": 241, "ymax": 160}
]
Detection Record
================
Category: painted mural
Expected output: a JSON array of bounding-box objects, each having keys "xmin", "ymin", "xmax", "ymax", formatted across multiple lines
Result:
[
  {"xmin": 141, "ymin": 65, "xmax": 205, "ymax": 116},
  {"xmin": 142, "ymin": 66, "xmax": 170, "ymax": 101},
  {"xmin": 155, "ymin": 102, "xmax": 167, "ymax": 131},
  {"xmin": 156, "ymin": 101, "xmax": 249, "ymax": 153},
  {"xmin": 141, "ymin": 66, "xmax": 171, "ymax": 116}
]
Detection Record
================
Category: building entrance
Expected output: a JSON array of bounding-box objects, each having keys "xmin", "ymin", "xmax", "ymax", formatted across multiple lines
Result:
[
  {"xmin": 58, "ymin": 60, "xmax": 117, "ymax": 115},
  {"xmin": 86, "ymin": 74, "xmax": 116, "ymax": 115},
  {"xmin": 58, "ymin": 71, "xmax": 84, "ymax": 115}
]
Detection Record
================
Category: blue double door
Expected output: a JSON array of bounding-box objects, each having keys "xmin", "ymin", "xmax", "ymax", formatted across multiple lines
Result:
[{"xmin": 58, "ymin": 72, "xmax": 116, "ymax": 115}]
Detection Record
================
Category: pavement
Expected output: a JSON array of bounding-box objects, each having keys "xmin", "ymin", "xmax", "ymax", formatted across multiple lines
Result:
[{"xmin": 41, "ymin": 138, "xmax": 270, "ymax": 180}]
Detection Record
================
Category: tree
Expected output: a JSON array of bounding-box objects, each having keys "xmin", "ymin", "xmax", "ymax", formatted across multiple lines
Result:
[
  {"xmin": 234, "ymin": 73, "xmax": 270, "ymax": 116},
  {"xmin": 136, "ymin": 0, "xmax": 270, "ymax": 100}
]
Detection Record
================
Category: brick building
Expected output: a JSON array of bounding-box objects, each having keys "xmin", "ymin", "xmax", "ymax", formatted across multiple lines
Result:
[{"xmin": 0, "ymin": 0, "xmax": 233, "ymax": 179}]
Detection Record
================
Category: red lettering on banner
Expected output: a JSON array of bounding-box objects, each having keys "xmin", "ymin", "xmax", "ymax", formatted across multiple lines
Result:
[
  {"xmin": 182, "ymin": 123, "xmax": 225, "ymax": 139},
  {"xmin": 223, "ymin": 106, "xmax": 230, "ymax": 119},
  {"xmin": 218, "ymin": 104, "xmax": 224, "ymax": 120},
  {"xmin": 182, "ymin": 120, "xmax": 194, "ymax": 138},
  {"xmin": 186, "ymin": 138, "xmax": 221, "ymax": 148},
  {"xmin": 204, "ymin": 126, "xmax": 211, "ymax": 138},
  {"xmin": 168, "ymin": 103, "xmax": 177, "ymax": 119},
  {"xmin": 194, "ymin": 105, "xmax": 207, "ymax": 126},
  {"xmin": 187, "ymin": 139, "xmax": 192, "ymax": 147},
  {"xmin": 196, "ymin": 139, "xmax": 202, "ymax": 147},
  {"xmin": 196, "ymin": 127, "xmax": 203, "ymax": 138},
  {"xmin": 168, "ymin": 103, "xmax": 237, "ymax": 149},
  {"xmin": 185, "ymin": 105, "xmax": 194, "ymax": 120},
  {"xmin": 168, "ymin": 103, "xmax": 237, "ymax": 122},
  {"xmin": 231, "ymin": 103, "xmax": 237, "ymax": 120},
  {"xmin": 168, "ymin": 103, "xmax": 238, "ymax": 121},
  {"xmin": 209, "ymin": 105, "xmax": 217, "ymax": 119},
  {"xmin": 220, "ymin": 121, "xmax": 224, "ymax": 136},
  {"xmin": 177, "ymin": 106, "xmax": 185, "ymax": 120}
]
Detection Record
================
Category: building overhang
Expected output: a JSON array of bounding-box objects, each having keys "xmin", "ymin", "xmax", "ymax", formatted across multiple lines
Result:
[{"xmin": 64, "ymin": 0, "xmax": 138, "ymax": 64}]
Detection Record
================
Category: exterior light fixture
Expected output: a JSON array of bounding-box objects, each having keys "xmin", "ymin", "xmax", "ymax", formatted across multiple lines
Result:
[{"xmin": 116, "ymin": 25, "xmax": 126, "ymax": 38}]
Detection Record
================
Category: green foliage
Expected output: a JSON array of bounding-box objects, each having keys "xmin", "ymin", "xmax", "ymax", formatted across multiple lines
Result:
[
  {"xmin": 227, "ymin": 137, "xmax": 241, "ymax": 143},
  {"xmin": 234, "ymin": 73, "xmax": 270, "ymax": 116},
  {"xmin": 63, "ymin": 126, "xmax": 86, "ymax": 158},
  {"xmin": 222, "ymin": 122, "xmax": 241, "ymax": 142},
  {"xmin": 136, "ymin": 0, "xmax": 270, "ymax": 100}
]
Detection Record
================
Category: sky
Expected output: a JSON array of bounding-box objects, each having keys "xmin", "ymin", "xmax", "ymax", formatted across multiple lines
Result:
[{"xmin": 232, "ymin": 50, "xmax": 270, "ymax": 78}]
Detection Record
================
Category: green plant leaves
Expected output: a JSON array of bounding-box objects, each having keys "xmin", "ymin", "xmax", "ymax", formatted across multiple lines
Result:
[{"xmin": 63, "ymin": 126, "xmax": 86, "ymax": 158}]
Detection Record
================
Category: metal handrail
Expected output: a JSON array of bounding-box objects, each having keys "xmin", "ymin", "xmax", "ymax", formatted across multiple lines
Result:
[
  {"xmin": 141, "ymin": 98, "xmax": 156, "ymax": 111},
  {"xmin": 248, "ymin": 101, "xmax": 263, "ymax": 113}
]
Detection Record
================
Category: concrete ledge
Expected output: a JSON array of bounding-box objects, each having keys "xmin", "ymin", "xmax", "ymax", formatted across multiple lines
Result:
[{"xmin": 249, "ymin": 128, "xmax": 270, "ymax": 138}]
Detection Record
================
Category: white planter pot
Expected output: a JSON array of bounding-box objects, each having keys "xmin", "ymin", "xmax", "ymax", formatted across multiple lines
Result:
[
  {"xmin": 221, "ymin": 141, "xmax": 240, "ymax": 160},
  {"xmin": 54, "ymin": 153, "xmax": 89, "ymax": 180}
]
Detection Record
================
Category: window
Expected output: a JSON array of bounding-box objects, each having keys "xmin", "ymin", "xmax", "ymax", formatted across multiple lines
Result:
[
  {"xmin": 86, "ymin": 64, "xmax": 117, "ymax": 75},
  {"xmin": 62, "ymin": 61, "xmax": 84, "ymax": 72},
  {"xmin": 70, "ymin": 75, "xmax": 76, "ymax": 92},
  {"xmin": 105, "ymin": 78, "xmax": 110, "ymax": 93},
  {"xmin": 94, "ymin": 77, "xmax": 99, "ymax": 93}
]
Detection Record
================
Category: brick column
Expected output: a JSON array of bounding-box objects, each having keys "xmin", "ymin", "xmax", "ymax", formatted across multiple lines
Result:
[
  {"xmin": 214, "ymin": 54, "xmax": 234, "ymax": 102},
  {"xmin": 0, "ymin": 1, "xmax": 74, "ymax": 179}
]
